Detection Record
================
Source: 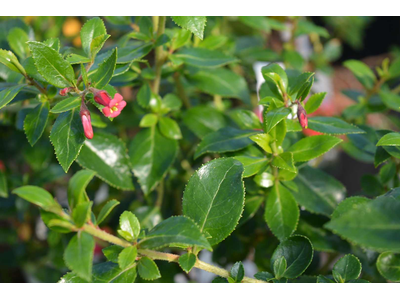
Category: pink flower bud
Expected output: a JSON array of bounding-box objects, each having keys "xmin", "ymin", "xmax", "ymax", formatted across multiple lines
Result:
[
  {"xmin": 92, "ymin": 88, "xmax": 112, "ymax": 106},
  {"xmin": 80, "ymin": 102, "xmax": 93, "ymax": 139},
  {"xmin": 297, "ymin": 104, "xmax": 308, "ymax": 129},
  {"xmin": 102, "ymin": 93, "xmax": 126, "ymax": 118},
  {"xmin": 59, "ymin": 88, "xmax": 69, "ymax": 96}
]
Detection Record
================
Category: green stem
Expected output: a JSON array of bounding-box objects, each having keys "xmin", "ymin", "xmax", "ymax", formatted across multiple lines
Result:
[
  {"xmin": 153, "ymin": 16, "xmax": 166, "ymax": 95},
  {"xmin": 173, "ymin": 72, "xmax": 190, "ymax": 108},
  {"xmin": 155, "ymin": 179, "xmax": 164, "ymax": 208}
]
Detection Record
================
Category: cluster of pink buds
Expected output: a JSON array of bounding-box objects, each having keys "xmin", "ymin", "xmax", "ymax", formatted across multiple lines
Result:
[
  {"xmin": 297, "ymin": 102, "xmax": 308, "ymax": 129},
  {"xmin": 91, "ymin": 88, "xmax": 127, "ymax": 118}
]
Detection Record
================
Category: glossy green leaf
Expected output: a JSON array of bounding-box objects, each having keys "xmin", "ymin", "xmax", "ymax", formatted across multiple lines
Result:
[
  {"xmin": 325, "ymin": 194, "xmax": 400, "ymax": 252},
  {"xmin": 189, "ymin": 68, "xmax": 251, "ymax": 105},
  {"xmin": 77, "ymin": 132, "xmax": 134, "ymax": 190},
  {"xmin": 80, "ymin": 17, "xmax": 108, "ymax": 59},
  {"xmin": 262, "ymin": 63, "xmax": 288, "ymax": 93},
  {"xmin": 182, "ymin": 158, "xmax": 245, "ymax": 245},
  {"xmin": 28, "ymin": 41, "xmax": 75, "ymax": 88},
  {"xmin": 239, "ymin": 195, "xmax": 264, "ymax": 225},
  {"xmin": 194, "ymin": 127, "xmax": 257, "ymax": 159},
  {"xmin": 254, "ymin": 271, "xmax": 274, "ymax": 282},
  {"xmin": 137, "ymin": 83, "xmax": 151, "ymax": 108},
  {"xmin": 234, "ymin": 156, "xmax": 268, "ymax": 178},
  {"xmin": 13, "ymin": 185, "xmax": 59, "ymax": 211},
  {"xmin": 265, "ymin": 183, "xmax": 299, "ymax": 241},
  {"xmin": 64, "ymin": 232, "xmax": 94, "ymax": 282},
  {"xmin": 379, "ymin": 91, "xmax": 400, "ymax": 112},
  {"xmin": 271, "ymin": 235, "xmax": 313, "ymax": 279},
  {"xmin": 264, "ymin": 106, "xmax": 291, "ymax": 134},
  {"xmin": 377, "ymin": 132, "xmax": 400, "ymax": 146},
  {"xmin": 183, "ymin": 106, "xmax": 227, "ymax": 138},
  {"xmin": 273, "ymin": 256, "xmax": 287, "ymax": 279},
  {"xmin": 159, "ymin": 117, "xmax": 182, "ymax": 140},
  {"xmin": 117, "ymin": 43, "xmax": 152, "ymax": 63},
  {"xmin": 119, "ymin": 211, "xmax": 141, "ymax": 242},
  {"xmin": 129, "ymin": 127, "xmax": 177, "ymax": 195},
  {"xmin": 332, "ymin": 254, "xmax": 361, "ymax": 283},
  {"xmin": 51, "ymin": 97, "xmax": 80, "ymax": 113},
  {"xmin": 380, "ymin": 162, "xmax": 396, "ymax": 184},
  {"xmin": 24, "ymin": 101, "xmax": 49, "ymax": 146},
  {"xmin": 307, "ymin": 117, "xmax": 365, "ymax": 135},
  {"xmin": 288, "ymin": 135, "xmax": 342, "ymax": 162},
  {"xmin": 331, "ymin": 196, "xmax": 370, "ymax": 220},
  {"xmin": 175, "ymin": 48, "xmax": 237, "ymax": 68},
  {"xmin": 67, "ymin": 170, "xmax": 96, "ymax": 209},
  {"xmin": 90, "ymin": 48, "xmax": 117, "ymax": 89},
  {"xmin": 305, "ymin": 92, "xmax": 326, "ymax": 114},
  {"xmin": 138, "ymin": 216, "xmax": 211, "ymax": 251},
  {"xmin": 178, "ymin": 253, "xmax": 197, "ymax": 273},
  {"xmin": 118, "ymin": 246, "xmax": 137, "ymax": 270},
  {"xmin": 66, "ymin": 54, "xmax": 91, "ymax": 65},
  {"xmin": 97, "ymin": 200, "xmax": 120, "ymax": 225},
  {"xmin": 272, "ymin": 152, "xmax": 296, "ymax": 172},
  {"xmin": 228, "ymin": 109, "xmax": 262, "ymax": 130},
  {"xmin": 0, "ymin": 49, "xmax": 26, "ymax": 75},
  {"xmin": 103, "ymin": 245, "xmax": 124, "ymax": 263},
  {"xmin": 254, "ymin": 172, "xmax": 275, "ymax": 188},
  {"xmin": 139, "ymin": 113, "xmax": 158, "ymax": 127},
  {"xmin": 163, "ymin": 93, "xmax": 182, "ymax": 111},
  {"xmin": 317, "ymin": 275, "xmax": 335, "ymax": 283},
  {"xmin": 377, "ymin": 252, "xmax": 400, "ymax": 282},
  {"xmin": 171, "ymin": 16, "xmax": 207, "ymax": 39},
  {"xmin": 230, "ymin": 262, "xmax": 245, "ymax": 283},
  {"xmin": 7, "ymin": 27, "xmax": 30, "ymax": 59},
  {"xmin": 289, "ymin": 166, "xmax": 346, "ymax": 216},
  {"xmin": 344, "ymin": 60, "xmax": 375, "ymax": 89},
  {"xmin": 50, "ymin": 109, "xmax": 85, "ymax": 173},
  {"xmin": 138, "ymin": 257, "xmax": 161, "ymax": 281},
  {"xmin": 72, "ymin": 202, "xmax": 92, "ymax": 228},
  {"xmin": 0, "ymin": 84, "xmax": 25, "ymax": 110}
]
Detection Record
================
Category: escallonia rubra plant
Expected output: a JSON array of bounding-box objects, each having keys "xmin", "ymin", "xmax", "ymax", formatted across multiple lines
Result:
[{"xmin": 1, "ymin": 16, "xmax": 400, "ymax": 283}]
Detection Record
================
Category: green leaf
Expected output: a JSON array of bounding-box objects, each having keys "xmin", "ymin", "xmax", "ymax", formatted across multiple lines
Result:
[
  {"xmin": 228, "ymin": 109, "xmax": 262, "ymax": 130},
  {"xmin": 7, "ymin": 27, "xmax": 30, "ymax": 59},
  {"xmin": 80, "ymin": 17, "xmax": 108, "ymax": 59},
  {"xmin": 67, "ymin": 170, "xmax": 96, "ymax": 209},
  {"xmin": 189, "ymin": 68, "xmax": 251, "ymax": 105},
  {"xmin": 138, "ymin": 216, "xmax": 211, "ymax": 251},
  {"xmin": 273, "ymin": 256, "xmax": 287, "ymax": 279},
  {"xmin": 0, "ymin": 171, "xmax": 8, "ymax": 198},
  {"xmin": 64, "ymin": 232, "xmax": 94, "ymax": 282},
  {"xmin": 380, "ymin": 162, "xmax": 396, "ymax": 184},
  {"xmin": 332, "ymin": 254, "xmax": 361, "ymax": 283},
  {"xmin": 77, "ymin": 132, "xmax": 134, "ymax": 190},
  {"xmin": 295, "ymin": 20, "xmax": 329, "ymax": 38},
  {"xmin": 139, "ymin": 114, "xmax": 158, "ymax": 127},
  {"xmin": 43, "ymin": 37, "xmax": 60, "ymax": 51},
  {"xmin": 171, "ymin": 16, "xmax": 207, "ymax": 39},
  {"xmin": 117, "ymin": 43, "xmax": 152, "ymax": 63},
  {"xmin": 230, "ymin": 262, "xmax": 245, "ymax": 283},
  {"xmin": 0, "ymin": 49, "xmax": 26, "ymax": 75},
  {"xmin": 305, "ymin": 92, "xmax": 326, "ymax": 114},
  {"xmin": 137, "ymin": 83, "xmax": 152, "ymax": 108},
  {"xmin": 178, "ymin": 253, "xmax": 197, "ymax": 273},
  {"xmin": 129, "ymin": 127, "xmax": 177, "ymax": 195},
  {"xmin": 118, "ymin": 246, "xmax": 137, "ymax": 270},
  {"xmin": 90, "ymin": 48, "xmax": 117, "ymax": 89},
  {"xmin": 138, "ymin": 257, "xmax": 161, "ymax": 281},
  {"xmin": 289, "ymin": 166, "xmax": 346, "ymax": 216},
  {"xmin": 317, "ymin": 275, "xmax": 335, "ymax": 283},
  {"xmin": 379, "ymin": 91, "xmax": 400, "ymax": 112},
  {"xmin": 307, "ymin": 117, "xmax": 365, "ymax": 135},
  {"xmin": 119, "ymin": 211, "xmax": 141, "ymax": 242},
  {"xmin": 163, "ymin": 93, "xmax": 182, "ymax": 111},
  {"xmin": 254, "ymin": 172, "xmax": 275, "ymax": 188},
  {"xmin": 174, "ymin": 48, "xmax": 238, "ymax": 68},
  {"xmin": 159, "ymin": 117, "xmax": 182, "ymax": 140},
  {"xmin": 240, "ymin": 195, "xmax": 264, "ymax": 225},
  {"xmin": 92, "ymin": 262, "xmax": 137, "ymax": 283},
  {"xmin": 51, "ymin": 97, "xmax": 80, "ymax": 114},
  {"xmin": 13, "ymin": 185, "xmax": 59, "ymax": 211},
  {"xmin": 377, "ymin": 132, "xmax": 400, "ymax": 146},
  {"xmin": 182, "ymin": 158, "xmax": 245, "ymax": 245},
  {"xmin": 283, "ymin": 50, "xmax": 305, "ymax": 71},
  {"xmin": 288, "ymin": 135, "xmax": 342, "ymax": 162},
  {"xmin": 72, "ymin": 202, "xmax": 92, "ymax": 228},
  {"xmin": 24, "ymin": 101, "xmax": 49, "ymax": 146},
  {"xmin": 103, "ymin": 245, "xmax": 124, "ymax": 263},
  {"xmin": 344, "ymin": 60, "xmax": 375, "ymax": 89},
  {"xmin": 66, "ymin": 54, "xmax": 91, "ymax": 65},
  {"xmin": 254, "ymin": 271, "xmax": 275, "ymax": 282},
  {"xmin": 234, "ymin": 156, "xmax": 268, "ymax": 178},
  {"xmin": 262, "ymin": 63, "xmax": 288, "ymax": 93},
  {"xmin": 0, "ymin": 84, "xmax": 25, "ymax": 110},
  {"xmin": 183, "ymin": 105, "xmax": 227, "ymax": 138},
  {"xmin": 97, "ymin": 200, "xmax": 120, "ymax": 225},
  {"xmin": 238, "ymin": 16, "xmax": 271, "ymax": 31},
  {"xmin": 59, "ymin": 272, "xmax": 89, "ymax": 283},
  {"xmin": 265, "ymin": 183, "xmax": 299, "ymax": 241},
  {"xmin": 50, "ymin": 109, "xmax": 85, "ymax": 172},
  {"xmin": 264, "ymin": 106, "xmax": 291, "ymax": 134},
  {"xmin": 325, "ymin": 194, "xmax": 400, "ymax": 252},
  {"xmin": 377, "ymin": 252, "xmax": 400, "ymax": 282},
  {"xmin": 272, "ymin": 152, "xmax": 296, "ymax": 172},
  {"xmin": 331, "ymin": 196, "xmax": 370, "ymax": 220},
  {"xmin": 194, "ymin": 127, "xmax": 257, "ymax": 159},
  {"xmin": 271, "ymin": 235, "xmax": 314, "ymax": 279},
  {"xmin": 28, "ymin": 41, "xmax": 75, "ymax": 88}
]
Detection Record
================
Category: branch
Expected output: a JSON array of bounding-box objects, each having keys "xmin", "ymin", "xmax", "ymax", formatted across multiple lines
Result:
[{"xmin": 152, "ymin": 16, "xmax": 166, "ymax": 95}]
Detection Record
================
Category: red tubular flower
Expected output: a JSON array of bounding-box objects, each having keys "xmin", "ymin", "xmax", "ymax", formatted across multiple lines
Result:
[
  {"xmin": 297, "ymin": 103, "xmax": 308, "ymax": 129},
  {"xmin": 92, "ymin": 89, "xmax": 112, "ymax": 106},
  {"xmin": 59, "ymin": 88, "xmax": 70, "ymax": 96},
  {"xmin": 80, "ymin": 102, "xmax": 93, "ymax": 139},
  {"xmin": 102, "ymin": 93, "xmax": 127, "ymax": 118}
]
